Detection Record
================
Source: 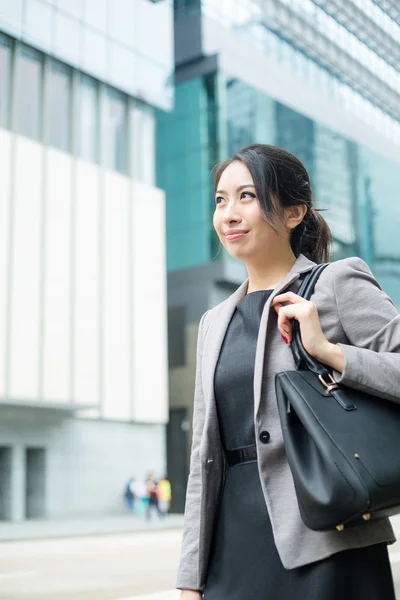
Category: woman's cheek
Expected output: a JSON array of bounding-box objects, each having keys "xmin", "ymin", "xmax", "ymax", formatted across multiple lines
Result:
[
  {"xmin": 212, "ymin": 210, "xmax": 220, "ymax": 229},
  {"xmin": 213, "ymin": 215, "xmax": 224, "ymax": 242}
]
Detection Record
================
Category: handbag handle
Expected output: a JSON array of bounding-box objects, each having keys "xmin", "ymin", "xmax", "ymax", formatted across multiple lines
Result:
[{"xmin": 290, "ymin": 263, "xmax": 331, "ymax": 378}]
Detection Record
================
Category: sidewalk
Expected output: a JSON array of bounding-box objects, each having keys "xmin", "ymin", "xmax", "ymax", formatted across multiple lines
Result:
[
  {"xmin": 1, "ymin": 512, "xmax": 399, "ymax": 548},
  {"xmin": 0, "ymin": 513, "xmax": 185, "ymax": 543}
]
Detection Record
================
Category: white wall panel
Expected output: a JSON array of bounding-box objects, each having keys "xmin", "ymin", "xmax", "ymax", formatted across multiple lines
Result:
[
  {"xmin": 73, "ymin": 161, "xmax": 101, "ymax": 410},
  {"xmin": 131, "ymin": 181, "xmax": 168, "ymax": 424},
  {"xmin": 0, "ymin": 130, "xmax": 11, "ymax": 397},
  {"xmin": 42, "ymin": 149, "xmax": 72, "ymax": 402},
  {"xmin": 135, "ymin": 0, "xmax": 173, "ymax": 68},
  {"xmin": 9, "ymin": 136, "xmax": 42, "ymax": 398},
  {"xmin": 2, "ymin": 131, "xmax": 167, "ymax": 422},
  {"xmin": 101, "ymin": 171, "xmax": 131, "ymax": 421}
]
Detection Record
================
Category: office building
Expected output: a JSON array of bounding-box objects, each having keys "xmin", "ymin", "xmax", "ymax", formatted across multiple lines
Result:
[{"xmin": 0, "ymin": 0, "xmax": 173, "ymax": 520}]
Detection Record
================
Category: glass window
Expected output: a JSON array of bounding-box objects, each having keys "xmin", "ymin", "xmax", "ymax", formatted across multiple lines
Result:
[
  {"xmin": 78, "ymin": 74, "xmax": 98, "ymax": 163},
  {"xmin": 15, "ymin": 45, "xmax": 43, "ymax": 141},
  {"xmin": 0, "ymin": 34, "xmax": 12, "ymax": 129},
  {"xmin": 47, "ymin": 59, "xmax": 71, "ymax": 152},
  {"xmin": 130, "ymin": 100, "xmax": 155, "ymax": 185},
  {"xmin": 103, "ymin": 86, "xmax": 127, "ymax": 174},
  {"xmin": 168, "ymin": 306, "xmax": 186, "ymax": 368}
]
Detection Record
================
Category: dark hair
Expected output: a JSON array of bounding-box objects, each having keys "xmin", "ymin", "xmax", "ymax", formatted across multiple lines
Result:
[{"xmin": 213, "ymin": 144, "xmax": 332, "ymax": 264}]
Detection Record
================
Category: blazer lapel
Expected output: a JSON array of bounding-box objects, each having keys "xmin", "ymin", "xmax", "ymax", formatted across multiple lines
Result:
[
  {"xmin": 253, "ymin": 254, "xmax": 317, "ymax": 415},
  {"xmin": 201, "ymin": 253, "xmax": 317, "ymax": 441}
]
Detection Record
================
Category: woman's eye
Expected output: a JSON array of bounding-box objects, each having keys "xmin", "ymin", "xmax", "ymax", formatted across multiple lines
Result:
[{"xmin": 215, "ymin": 192, "xmax": 255, "ymax": 205}]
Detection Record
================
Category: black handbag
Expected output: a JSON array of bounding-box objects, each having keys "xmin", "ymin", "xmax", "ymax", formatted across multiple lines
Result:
[{"xmin": 275, "ymin": 263, "xmax": 400, "ymax": 532}]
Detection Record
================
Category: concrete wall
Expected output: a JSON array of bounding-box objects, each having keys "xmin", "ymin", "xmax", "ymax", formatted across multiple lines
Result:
[{"xmin": 0, "ymin": 405, "xmax": 165, "ymax": 520}]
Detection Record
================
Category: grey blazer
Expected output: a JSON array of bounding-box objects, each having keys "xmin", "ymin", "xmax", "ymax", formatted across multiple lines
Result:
[{"xmin": 176, "ymin": 254, "xmax": 400, "ymax": 592}]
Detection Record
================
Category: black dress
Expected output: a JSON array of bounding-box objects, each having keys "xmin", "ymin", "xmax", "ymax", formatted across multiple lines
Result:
[{"xmin": 203, "ymin": 290, "xmax": 396, "ymax": 600}]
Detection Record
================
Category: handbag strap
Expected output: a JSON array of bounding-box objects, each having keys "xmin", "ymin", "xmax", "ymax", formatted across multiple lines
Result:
[{"xmin": 290, "ymin": 263, "xmax": 331, "ymax": 377}]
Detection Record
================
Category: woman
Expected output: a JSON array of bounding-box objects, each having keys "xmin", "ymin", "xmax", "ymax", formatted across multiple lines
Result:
[{"xmin": 177, "ymin": 145, "xmax": 399, "ymax": 599}]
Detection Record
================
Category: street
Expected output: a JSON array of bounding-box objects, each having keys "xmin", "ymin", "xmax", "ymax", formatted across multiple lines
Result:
[
  {"xmin": 0, "ymin": 530, "xmax": 181, "ymax": 600},
  {"xmin": 0, "ymin": 524, "xmax": 400, "ymax": 599}
]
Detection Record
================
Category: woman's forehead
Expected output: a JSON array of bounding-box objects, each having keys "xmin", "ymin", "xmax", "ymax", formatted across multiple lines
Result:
[{"xmin": 217, "ymin": 161, "xmax": 253, "ymax": 188}]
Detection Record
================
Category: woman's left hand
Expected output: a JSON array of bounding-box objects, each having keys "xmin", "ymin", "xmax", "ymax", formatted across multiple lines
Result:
[{"xmin": 271, "ymin": 292, "xmax": 330, "ymax": 360}]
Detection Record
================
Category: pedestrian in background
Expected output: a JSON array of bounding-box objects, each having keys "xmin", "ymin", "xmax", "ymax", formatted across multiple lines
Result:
[
  {"xmin": 177, "ymin": 144, "xmax": 398, "ymax": 599},
  {"xmin": 123, "ymin": 477, "xmax": 135, "ymax": 512},
  {"xmin": 131, "ymin": 478, "xmax": 147, "ymax": 516},
  {"xmin": 157, "ymin": 475, "xmax": 172, "ymax": 516},
  {"xmin": 145, "ymin": 473, "xmax": 162, "ymax": 521}
]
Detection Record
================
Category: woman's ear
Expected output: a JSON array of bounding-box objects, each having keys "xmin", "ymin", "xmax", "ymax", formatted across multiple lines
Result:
[{"xmin": 285, "ymin": 205, "xmax": 307, "ymax": 231}]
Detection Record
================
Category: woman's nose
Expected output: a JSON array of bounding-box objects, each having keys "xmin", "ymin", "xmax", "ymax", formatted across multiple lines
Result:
[{"xmin": 222, "ymin": 202, "xmax": 241, "ymax": 224}]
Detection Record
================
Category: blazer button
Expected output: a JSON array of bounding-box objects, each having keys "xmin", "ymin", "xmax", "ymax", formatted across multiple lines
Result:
[{"xmin": 259, "ymin": 431, "xmax": 271, "ymax": 444}]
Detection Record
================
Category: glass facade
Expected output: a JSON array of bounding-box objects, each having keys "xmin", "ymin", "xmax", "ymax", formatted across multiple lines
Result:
[
  {"xmin": 130, "ymin": 100, "xmax": 156, "ymax": 186},
  {"xmin": 78, "ymin": 73, "xmax": 99, "ymax": 163},
  {"xmin": 157, "ymin": 72, "xmax": 400, "ymax": 305},
  {"xmin": 47, "ymin": 59, "xmax": 71, "ymax": 152},
  {"xmin": 200, "ymin": 0, "xmax": 400, "ymax": 146},
  {"xmin": 157, "ymin": 76, "xmax": 218, "ymax": 271},
  {"xmin": 0, "ymin": 33, "xmax": 155, "ymax": 181},
  {"xmin": 0, "ymin": 0, "xmax": 174, "ymax": 111},
  {"xmin": 15, "ymin": 45, "xmax": 43, "ymax": 141},
  {"xmin": 103, "ymin": 86, "xmax": 127, "ymax": 174}
]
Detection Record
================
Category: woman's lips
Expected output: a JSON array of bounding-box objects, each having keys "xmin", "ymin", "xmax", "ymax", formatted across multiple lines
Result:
[{"xmin": 225, "ymin": 231, "xmax": 249, "ymax": 241}]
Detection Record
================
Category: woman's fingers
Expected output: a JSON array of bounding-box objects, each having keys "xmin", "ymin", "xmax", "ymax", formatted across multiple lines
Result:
[
  {"xmin": 276, "ymin": 308, "xmax": 295, "ymax": 341},
  {"xmin": 271, "ymin": 293, "xmax": 316, "ymax": 343},
  {"xmin": 272, "ymin": 291, "xmax": 307, "ymax": 305}
]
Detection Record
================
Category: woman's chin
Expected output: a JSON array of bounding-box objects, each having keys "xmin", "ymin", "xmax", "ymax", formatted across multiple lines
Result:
[{"xmin": 226, "ymin": 248, "xmax": 251, "ymax": 261}]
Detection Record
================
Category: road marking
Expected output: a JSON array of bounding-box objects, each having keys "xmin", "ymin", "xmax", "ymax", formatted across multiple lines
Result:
[
  {"xmin": 116, "ymin": 591, "xmax": 179, "ymax": 600},
  {"xmin": 0, "ymin": 570, "xmax": 37, "ymax": 580}
]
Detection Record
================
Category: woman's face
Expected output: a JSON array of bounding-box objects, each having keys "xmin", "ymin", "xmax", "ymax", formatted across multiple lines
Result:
[{"xmin": 213, "ymin": 160, "xmax": 285, "ymax": 263}]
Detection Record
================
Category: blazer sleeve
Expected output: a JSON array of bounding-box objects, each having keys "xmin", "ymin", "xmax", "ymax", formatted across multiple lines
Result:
[
  {"xmin": 176, "ymin": 310, "xmax": 209, "ymax": 592},
  {"xmin": 329, "ymin": 257, "xmax": 400, "ymax": 403}
]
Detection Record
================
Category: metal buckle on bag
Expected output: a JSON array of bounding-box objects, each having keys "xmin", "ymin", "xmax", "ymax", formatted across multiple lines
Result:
[
  {"xmin": 318, "ymin": 373, "xmax": 339, "ymax": 393},
  {"xmin": 336, "ymin": 513, "xmax": 371, "ymax": 532}
]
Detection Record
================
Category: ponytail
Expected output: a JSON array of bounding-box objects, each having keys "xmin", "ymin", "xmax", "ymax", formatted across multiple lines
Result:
[{"xmin": 291, "ymin": 207, "xmax": 333, "ymax": 264}]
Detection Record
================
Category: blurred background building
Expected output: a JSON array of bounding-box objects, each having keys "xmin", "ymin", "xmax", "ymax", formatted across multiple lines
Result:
[
  {"xmin": 159, "ymin": 0, "xmax": 400, "ymax": 511},
  {"xmin": 0, "ymin": 0, "xmax": 172, "ymax": 521}
]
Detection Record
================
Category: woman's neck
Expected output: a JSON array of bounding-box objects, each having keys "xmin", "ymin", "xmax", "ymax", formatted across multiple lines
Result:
[{"xmin": 245, "ymin": 251, "xmax": 297, "ymax": 294}]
